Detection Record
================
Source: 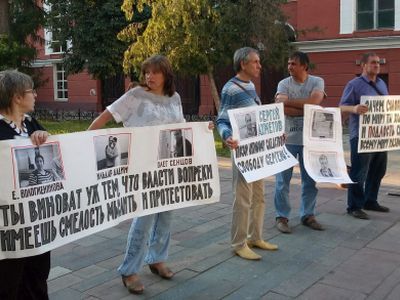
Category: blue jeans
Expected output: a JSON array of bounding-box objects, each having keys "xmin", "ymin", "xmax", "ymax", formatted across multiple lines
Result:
[
  {"xmin": 274, "ymin": 144, "xmax": 318, "ymax": 221},
  {"xmin": 117, "ymin": 212, "xmax": 171, "ymax": 276},
  {"xmin": 347, "ymin": 137, "xmax": 387, "ymax": 212}
]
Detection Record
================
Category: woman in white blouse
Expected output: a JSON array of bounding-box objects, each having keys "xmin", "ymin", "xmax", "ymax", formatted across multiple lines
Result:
[{"xmin": 89, "ymin": 55, "xmax": 184, "ymax": 294}]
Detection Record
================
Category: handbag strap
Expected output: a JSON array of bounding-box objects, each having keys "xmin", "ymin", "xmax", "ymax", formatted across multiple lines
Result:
[
  {"xmin": 360, "ymin": 76, "xmax": 384, "ymax": 95},
  {"xmin": 231, "ymin": 79, "xmax": 261, "ymax": 105}
]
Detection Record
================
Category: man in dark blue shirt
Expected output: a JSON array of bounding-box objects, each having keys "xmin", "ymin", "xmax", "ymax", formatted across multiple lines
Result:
[{"xmin": 340, "ymin": 52, "xmax": 390, "ymax": 219}]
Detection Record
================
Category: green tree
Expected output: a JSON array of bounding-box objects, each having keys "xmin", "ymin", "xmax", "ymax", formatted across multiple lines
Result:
[
  {"xmin": 45, "ymin": 0, "xmax": 150, "ymax": 80},
  {"xmin": 119, "ymin": 0, "xmax": 290, "ymax": 111},
  {"xmin": 0, "ymin": 0, "xmax": 45, "ymax": 81},
  {"xmin": 45, "ymin": 1, "xmax": 151, "ymax": 108}
]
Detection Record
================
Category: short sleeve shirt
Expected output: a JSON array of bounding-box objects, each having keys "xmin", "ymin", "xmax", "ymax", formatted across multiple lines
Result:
[
  {"xmin": 339, "ymin": 75, "xmax": 389, "ymax": 139},
  {"xmin": 107, "ymin": 86, "xmax": 185, "ymax": 127},
  {"xmin": 277, "ymin": 75, "xmax": 325, "ymax": 145}
]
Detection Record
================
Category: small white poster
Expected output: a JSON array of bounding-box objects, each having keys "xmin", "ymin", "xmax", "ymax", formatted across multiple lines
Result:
[
  {"xmin": 228, "ymin": 103, "xmax": 298, "ymax": 183},
  {"xmin": 358, "ymin": 95, "xmax": 400, "ymax": 153},
  {"xmin": 303, "ymin": 104, "xmax": 353, "ymax": 184}
]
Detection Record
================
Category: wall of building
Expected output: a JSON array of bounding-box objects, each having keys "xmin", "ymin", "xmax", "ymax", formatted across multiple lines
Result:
[
  {"xmin": 34, "ymin": 27, "xmax": 102, "ymax": 111},
  {"xmin": 282, "ymin": 0, "xmax": 400, "ymax": 107}
]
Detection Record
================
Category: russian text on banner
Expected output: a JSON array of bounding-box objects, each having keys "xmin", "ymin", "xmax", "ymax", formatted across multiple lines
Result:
[
  {"xmin": 0, "ymin": 122, "xmax": 220, "ymax": 259},
  {"xmin": 227, "ymin": 103, "xmax": 298, "ymax": 183},
  {"xmin": 358, "ymin": 95, "xmax": 400, "ymax": 153}
]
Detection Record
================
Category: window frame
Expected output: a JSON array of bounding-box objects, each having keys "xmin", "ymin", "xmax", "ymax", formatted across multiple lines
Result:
[
  {"xmin": 53, "ymin": 63, "xmax": 68, "ymax": 102},
  {"xmin": 356, "ymin": 0, "xmax": 395, "ymax": 30}
]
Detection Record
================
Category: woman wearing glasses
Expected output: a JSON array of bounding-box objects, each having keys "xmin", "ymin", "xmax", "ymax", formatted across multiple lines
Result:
[{"xmin": 0, "ymin": 70, "xmax": 51, "ymax": 299}]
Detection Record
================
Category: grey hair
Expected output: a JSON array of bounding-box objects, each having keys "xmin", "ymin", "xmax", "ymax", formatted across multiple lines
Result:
[
  {"xmin": 0, "ymin": 70, "xmax": 33, "ymax": 110},
  {"xmin": 233, "ymin": 47, "xmax": 259, "ymax": 73}
]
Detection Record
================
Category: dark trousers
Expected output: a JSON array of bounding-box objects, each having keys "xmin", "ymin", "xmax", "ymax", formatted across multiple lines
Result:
[
  {"xmin": 347, "ymin": 137, "xmax": 387, "ymax": 212},
  {"xmin": 0, "ymin": 252, "xmax": 50, "ymax": 300}
]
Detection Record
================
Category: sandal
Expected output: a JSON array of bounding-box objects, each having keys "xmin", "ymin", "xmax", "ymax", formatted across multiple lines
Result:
[
  {"xmin": 149, "ymin": 263, "xmax": 174, "ymax": 279},
  {"xmin": 122, "ymin": 274, "xmax": 144, "ymax": 294}
]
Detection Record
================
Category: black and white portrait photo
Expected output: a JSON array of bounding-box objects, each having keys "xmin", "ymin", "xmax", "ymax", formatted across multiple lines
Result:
[
  {"xmin": 311, "ymin": 111, "xmax": 334, "ymax": 139},
  {"xmin": 93, "ymin": 134, "xmax": 130, "ymax": 171},
  {"xmin": 318, "ymin": 154, "xmax": 335, "ymax": 177},
  {"xmin": 13, "ymin": 143, "xmax": 65, "ymax": 188},
  {"xmin": 158, "ymin": 128, "xmax": 193, "ymax": 159},
  {"xmin": 236, "ymin": 112, "xmax": 257, "ymax": 139}
]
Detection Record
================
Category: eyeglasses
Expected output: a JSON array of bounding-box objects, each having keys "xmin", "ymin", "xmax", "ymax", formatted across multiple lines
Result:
[{"xmin": 24, "ymin": 89, "xmax": 37, "ymax": 95}]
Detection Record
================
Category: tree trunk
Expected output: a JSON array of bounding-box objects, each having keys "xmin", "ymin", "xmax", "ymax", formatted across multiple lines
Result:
[
  {"xmin": 0, "ymin": 0, "xmax": 9, "ymax": 35},
  {"xmin": 207, "ymin": 67, "xmax": 220, "ymax": 113}
]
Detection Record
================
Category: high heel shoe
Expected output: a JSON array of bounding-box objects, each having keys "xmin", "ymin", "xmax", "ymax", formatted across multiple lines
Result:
[
  {"xmin": 149, "ymin": 263, "xmax": 174, "ymax": 279},
  {"xmin": 122, "ymin": 274, "xmax": 144, "ymax": 294}
]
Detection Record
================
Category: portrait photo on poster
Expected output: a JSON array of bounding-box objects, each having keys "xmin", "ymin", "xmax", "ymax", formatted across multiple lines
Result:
[
  {"xmin": 235, "ymin": 111, "xmax": 258, "ymax": 140},
  {"xmin": 311, "ymin": 111, "xmax": 334, "ymax": 140},
  {"xmin": 310, "ymin": 151, "xmax": 337, "ymax": 178},
  {"xmin": 93, "ymin": 133, "xmax": 131, "ymax": 171},
  {"xmin": 158, "ymin": 128, "xmax": 193, "ymax": 159},
  {"xmin": 13, "ymin": 143, "xmax": 65, "ymax": 188}
]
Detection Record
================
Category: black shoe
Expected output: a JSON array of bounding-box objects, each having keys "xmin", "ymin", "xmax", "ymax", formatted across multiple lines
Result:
[
  {"xmin": 363, "ymin": 204, "xmax": 390, "ymax": 212},
  {"xmin": 348, "ymin": 209, "xmax": 369, "ymax": 219}
]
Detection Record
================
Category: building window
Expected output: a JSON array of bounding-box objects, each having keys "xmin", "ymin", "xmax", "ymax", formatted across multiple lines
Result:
[
  {"xmin": 54, "ymin": 64, "xmax": 68, "ymax": 101},
  {"xmin": 357, "ymin": 0, "xmax": 394, "ymax": 30},
  {"xmin": 43, "ymin": 2, "xmax": 70, "ymax": 55},
  {"xmin": 45, "ymin": 29, "xmax": 67, "ymax": 54}
]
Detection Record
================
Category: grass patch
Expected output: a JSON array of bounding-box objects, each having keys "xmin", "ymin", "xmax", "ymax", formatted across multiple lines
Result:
[
  {"xmin": 213, "ymin": 129, "xmax": 231, "ymax": 158},
  {"xmin": 40, "ymin": 120, "xmax": 231, "ymax": 158},
  {"xmin": 41, "ymin": 120, "xmax": 120, "ymax": 134}
]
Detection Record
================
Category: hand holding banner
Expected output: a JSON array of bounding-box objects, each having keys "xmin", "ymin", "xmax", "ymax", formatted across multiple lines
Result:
[
  {"xmin": 0, "ymin": 122, "xmax": 220, "ymax": 259},
  {"xmin": 228, "ymin": 103, "xmax": 298, "ymax": 183}
]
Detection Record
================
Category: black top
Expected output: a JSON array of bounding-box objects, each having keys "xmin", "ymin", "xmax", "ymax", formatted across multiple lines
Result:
[{"xmin": 0, "ymin": 117, "xmax": 45, "ymax": 141}]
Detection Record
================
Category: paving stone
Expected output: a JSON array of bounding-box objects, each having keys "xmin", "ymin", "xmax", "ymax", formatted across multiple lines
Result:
[
  {"xmin": 150, "ymin": 264, "xmax": 240, "ymax": 300},
  {"xmin": 385, "ymin": 284, "xmax": 400, "ymax": 300},
  {"xmin": 271, "ymin": 262, "xmax": 331, "ymax": 297},
  {"xmin": 84, "ymin": 277, "xmax": 130, "ymax": 299},
  {"xmin": 187, "ymin": 248, "xmax": 233, "ymax": 272},
  {"xmin": 260, "ymin": 292, "xmax": 293, "ymax": 300},
  {"xmin": 48, "ymin": 273, "xmax": 83, "ymax": 294},
  {"xmin": 74, "ymin": 265, "xmax": 108, "ymax": 279},
  {"xmin": 298, "ymin": 283, "xmax": 367, "ymax": 300},
  {"xmin": 95, "ymin": 254, "xmax": 124, "ymax": 270},
  {"xmin": 223, "ymin": 259, "xmax": 312, "ymax": 299},
  {"xmin": 315, "ymin": 246, "xmax": 356, "ymax": 268},
  {"xmin": 177, "ymin": 224, "xmax": 229, "ymax": 248},
  {"xmin": 70, "ymin": 269, "xmax": 119, "ymax": 292},
  {"xmin": 367, "ymin": 268, "xmax": 400, "ymax": 300},
  {"xmin": 321, "ymin": 248, "xmax": 400, "ymax": 294},
  {"xmin": 145, "ymin": 269, "xmax": 200, "ymax": 298},
  {"xmin": 49, "ymin": 287, "xmax": 83, "ymax": 300},
  {"xmin": 73, "ymin": 235, "xmax": 109, "ymax": 247},
  {"xmin": 172, "ymin": 229, "xmax": 201, "ymax": 241},
  {"xmin": 48, "ymin": 266, "xmax": 72, "ymax": 280},
  {"xmin": 95, "ymin": 227, "xmax": 126, "ymax": 239},
  {"xmin": 367, "ymin": 223, "xmax": 400, "ymax": 254}
]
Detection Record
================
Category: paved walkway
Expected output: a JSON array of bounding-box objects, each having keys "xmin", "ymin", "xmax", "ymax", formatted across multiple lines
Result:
[{"xmin": 48, "ymin": 140, "xmax": 400, "ymax": 299}]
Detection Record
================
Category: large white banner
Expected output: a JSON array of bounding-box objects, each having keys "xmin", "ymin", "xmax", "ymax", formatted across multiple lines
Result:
[
  {"xmin": 0, "ymin": 122, "xmax": 220, "ymax": 259},
  {"xmin": 358, "ymin": 95, "xmax": 400, "ymax": 153},
  {"xmin": 303, "ymin": 105, "xmax": 353, "ymax": 184},
  {"xmin": 228, "ymin": 103, "xmax": 298, "ymax": 183}
]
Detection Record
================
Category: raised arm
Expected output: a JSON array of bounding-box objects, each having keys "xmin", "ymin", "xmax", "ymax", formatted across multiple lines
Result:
[{"xmin": 88, "ymin": 109, "xmax": 113, "ymax": 130}]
